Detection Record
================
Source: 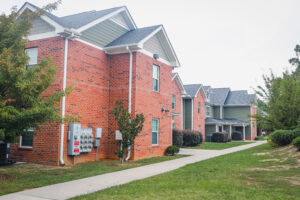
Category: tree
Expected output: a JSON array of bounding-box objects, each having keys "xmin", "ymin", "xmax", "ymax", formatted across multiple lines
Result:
[
  {"xmin": 255, "ymin": 45, "xmax": 300, "ymax": 131},
  {"xmin": 0, "ymin": 1, "xmax": 73, "ymax": 143},
  {"xmin": 111, "ymin": 100, "xmax": 145, "ymax": 163}
]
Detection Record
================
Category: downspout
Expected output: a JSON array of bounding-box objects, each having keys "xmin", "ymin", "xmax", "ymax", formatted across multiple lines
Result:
[
  {"xmin": 250, "ymin": 106, "xmax": 253, "ymax": 140},
  {"xmin": 125, "ymin": 46, "xmax": 133, "ymax": 162},
  {"xmin": 59, "ymin": 38, "xmax": 69, "ymax": 166}
]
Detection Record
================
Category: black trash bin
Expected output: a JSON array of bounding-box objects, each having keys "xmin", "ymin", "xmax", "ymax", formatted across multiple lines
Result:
[{"xmin": 0, "ymin": 142, "xmax": 15, "ymax": 166}]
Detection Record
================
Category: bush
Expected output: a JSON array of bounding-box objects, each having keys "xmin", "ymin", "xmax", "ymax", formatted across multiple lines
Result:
[
  {"xmin": 254, "ymin": 136, "xmax": 259, "ymax": 140},
  {"xmin": 270, "ymin": 130, "xmax": 300, "ymax": 146},
  {"xmin": 232, "ymin": 132, "xmax": 243, "ymax": 140},
  {"xmin": 182, "ymin": 130, "xmax": 203, "ymax": 147},
  {"xmin": 212, "ymin": 132, "xmax": 228, "ymax": 143},
  {"xmin": 228, "ymin": 136, "xmax": 232, "ymax": 142},
  {"xmin": 165, "ymin": 145, "xmax": 180, "ymax": 156},
  {"xmin": 172, "ymin": 129, "xmax": 183, "ymax": 147},
  {"xmin": 292, "ymin": 137, "xmax": 300, "ymax": 151}
]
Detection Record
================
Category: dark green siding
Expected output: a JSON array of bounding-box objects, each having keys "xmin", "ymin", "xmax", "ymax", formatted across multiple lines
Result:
[
  {"xmin": 183, "ymin": 99, "xmax": 192, "ymax": 129},
  {"xmin": 223, "ymin": 106, "xmax": 251, "ymax": 122}
]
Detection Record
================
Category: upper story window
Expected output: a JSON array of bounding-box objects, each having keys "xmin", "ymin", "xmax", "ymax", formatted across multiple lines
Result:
[
  {"xmin": 172, "ymin": 95, "xmax": 175, "ymax": 109},
  {"xmin": 198, "ymin": 102, "xmax": 201, "ymax": 113},
  {"xmin": 198, "ymin": 125, "xmax": 201, "ymax": 132},
  {"xmin": 206, "ymin": 105, "xmax": 211, "ymax": 117},
  {"xmin": 153, "ymin": 65, "xmax": 159, "ymax": 91},
  {"xmin": 25, "ymin": 48, "xmax": 38, "ymax": 70}
]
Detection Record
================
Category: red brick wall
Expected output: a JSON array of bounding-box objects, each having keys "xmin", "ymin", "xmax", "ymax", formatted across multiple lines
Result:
[
  {"xmin": 63, "ymin": 40, "xmax": 110, "ymax": 165},
  {"xmin": 193, "ymin": 90, "xmax": 206, "ymax": 140},
  {"xmin": 10, "ymin": 36, "xmax": 65, "ymax": 165},
  {"xmin": 132, "ymin": 52, "xmax": 172, "ymax": 160},
  {"xmin": 171, "ymin": 78, "xmax": 182, "ymax": 130}
]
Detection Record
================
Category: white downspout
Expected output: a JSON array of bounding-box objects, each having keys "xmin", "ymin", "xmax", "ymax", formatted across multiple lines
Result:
[
  {"xmin": 125, "ymin": 46, "xmax": 133, "ymax": 161},
  {"xmin": 250, "ymin": 106, "xmax": 253, "ymax": 140},
  {"xmin": 59, "ymin": 38, "xmax": 69, "ymax": 166}
]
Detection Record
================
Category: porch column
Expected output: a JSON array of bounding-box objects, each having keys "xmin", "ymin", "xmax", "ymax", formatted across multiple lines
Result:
[
  {"xmin": 243, "ymin": 125, "xmax": 246, "ymax": 140},
  {"xmin": 230, "ymin": 125, "xmax": 232, "ymax": 137},
  {"xmin": 215, "ymin": 124, "xmax": 218, "ymax": 132}
]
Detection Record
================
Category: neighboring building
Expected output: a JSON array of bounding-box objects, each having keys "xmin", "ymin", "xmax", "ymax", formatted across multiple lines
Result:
[
  {"xmin": 182, "ymin": 84, "xmax": 206, "ymax": 138},
  {"xmin": 10, "ymin": 2, "xmax": 180, "ymax": 165},
  {"xmin": 204, "ymin": 87, "xmax": 257, "ymax": 141},
  {"xmin": 171, "ymin": 73, "xmax": 186, "ymax": 130}
]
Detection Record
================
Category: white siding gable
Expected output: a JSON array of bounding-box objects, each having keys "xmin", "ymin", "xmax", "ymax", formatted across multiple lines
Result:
[
  {"xmin": 110, "ymin": 12, "xmax": 129, "ymax": 30},
  {"xmin": 144, "ymin": 33, "xmax": 169, "ymax": 61},
  {"xmin": 29, "ymin": 17, "xmax": 55, "ymax": 36}
]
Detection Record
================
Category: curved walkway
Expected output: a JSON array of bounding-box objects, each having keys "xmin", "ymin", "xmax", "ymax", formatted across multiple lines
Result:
[{"xmin": 0, "ymin": 141, "xmax": 266, "ymax": 200}]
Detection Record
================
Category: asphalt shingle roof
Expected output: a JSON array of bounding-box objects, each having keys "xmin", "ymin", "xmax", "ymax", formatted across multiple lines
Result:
[
  {"xmin": 24, "ymin": 2, "xmax": 123, "ymax": 29},
  {"xmin": 183, "ymin": 84, "xmax": 202, "ymax": 97},
  {"xmin": 210, "ymin": 88, "xmax": 230, "ymax": 105},
  {"xmin": 225, "ymin": 90, "xmax": 256, "ymax": 105},
  {"xmin": 105, "ymin": 25, "xmax": 161, "ymax": 47}
]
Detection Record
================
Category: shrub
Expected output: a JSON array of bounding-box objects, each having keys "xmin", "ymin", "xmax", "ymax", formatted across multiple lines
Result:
[
  {"xmin": 172, "ymin": 129, "xmax": 183, "ymax": 147},
  {"xmin": 212, "ymin": 132, "xmax": 228, "ymax": 143},
  {"xmin": 232, "ymin": 132, "xmax": 243, "ymax": 140},
  {"xmin": 182, "ymin": 130, "xmax": 203, "ymax": 147},
  {"xmin": 270, "ymin": 130, "xmax": 300, "ymax": 146},
  {"xmin": 228, "ymin": 136, "xmax": 232, "ymax": 142},
  {"xmin": 254, "ymin": 136, "xmax": 259, "ymax": 140},
  {"xmin": 292, "ymin": 137, "xmax": 300, "ymax": 151},
  {"xmin": 165, "ymin": 145, "xmax": 180, "ymax": 156}
]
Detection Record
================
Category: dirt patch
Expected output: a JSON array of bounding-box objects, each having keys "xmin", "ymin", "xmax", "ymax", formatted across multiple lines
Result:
[
  {"xmin": 260, "ymin": 158, "xmax": 280, "ymax": 162},
  {"xmin": 276, "ymin": 176, "xmax": 300, "ymax": 186},
  {"xmin": 253, "ymin": 152, "xmax": 270, "ymax": 156}
]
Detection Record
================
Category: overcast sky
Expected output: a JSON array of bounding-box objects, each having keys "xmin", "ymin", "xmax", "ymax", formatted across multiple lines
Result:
[{"xmin": 2, "ymin": 0, "xmax": 300, "ymax": 92}]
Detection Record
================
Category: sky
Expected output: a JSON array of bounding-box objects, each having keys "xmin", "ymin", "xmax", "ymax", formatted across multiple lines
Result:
[{"xmin": 2, "ymin": 0, "xmax": 300, "ymax": 93}]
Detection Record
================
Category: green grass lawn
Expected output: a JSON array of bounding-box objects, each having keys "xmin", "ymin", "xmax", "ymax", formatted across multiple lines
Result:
[
  {"xmin": 72, "ymin": 144, "xmax": 300, "ymax": 200},
  {"xmin": 188, "ymin": 141, "xmax": 253, "ymax": 150},
  {"xmin": 0, "ymin": 155, "xmax": 186, "ymax": 196}
]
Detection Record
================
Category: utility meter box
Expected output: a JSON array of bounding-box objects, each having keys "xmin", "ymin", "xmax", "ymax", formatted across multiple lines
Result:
[
  {"xmin": 93, "ymin": 139, "xmax": 100, "ymax": 147},
  {"xmin": 80, "ymin": 128, "xmax": 93, "ymax": 153},
  {"xmin": 68, "ymin": 123, "xmax": 81, "ymax": 156},
  {"xmin": 115, "ymin": 130, "xmax": 122, "ymax": 141},
  {"xmin": 95, "ymin": 128, "xmax": 102, "ymax": 138}
]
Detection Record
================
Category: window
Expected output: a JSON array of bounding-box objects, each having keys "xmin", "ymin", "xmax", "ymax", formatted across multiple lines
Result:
[
  {"xmin": 198, "ymin": 102, "xmax": 201, "ymax": 113},
  {"xmin": 153, "ymin": 65, "xmax": 159, "ymax": 91},
  {"xmin": 198, "ymin": 125, "xmax": 201, "ymax": 132},
  {"xmin": 25, "ymin": 48, "xmax": 38, "ymax": 70},
  {"xmin": 172, "ymin": 95, "xmax": 175, "ymax": 109},
  {"xmin": 20, "ymin": 128, "xmax": 34, "ymax": 148},
  {"xmin": 206, "ymin": 105, "xmax": 211, "ymax": 117},
  {"xmin": 172, "ymin": 123, "xmax": 175, "ymax": 129},
  {"xmin": 218, "ymin": 126, "xmax": 222, "ymax": 132},
  {"xmin": 152, "ymin": 119, "xmax": 159, "ymax": 145}
]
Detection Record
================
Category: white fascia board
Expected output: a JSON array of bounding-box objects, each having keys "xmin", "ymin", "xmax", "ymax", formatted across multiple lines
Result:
[
  {"xmin": 123, "ymin": 7, "xmax": 137, "ymax": 29},
  {"xmin": 18, "ymin": 3, "xmax": 65, "ymax": 33},
  {"xmin": 138, "ymin": 26, "xmax": 162, "ymax": 45},
  {"xmin": 104, "ymin": 45, "xmax": 141, "ymax": 54},
  {"xmin": 76, "ymin": 38, "xmax": 104, "ymax": 51},
  {"xmin": 109, "ymin": 18, "xmax": 130, "ymax": 30},
  {"xmin": 138, "ymin": 49, "xmax": 172, "ymax": 66},
  {"xmin": 27, "ymin": 32, "xmax": 58, "ymax": 41},
  {"xmin": 174, "ymin": 74, "xmax": 187, "ymax": 94},
  {"xmin": 77, "ymin": 7, "xmax": 126, "ymax": 33}
]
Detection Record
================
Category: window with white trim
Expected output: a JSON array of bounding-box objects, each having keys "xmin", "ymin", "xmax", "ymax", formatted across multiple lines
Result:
[
  {"xmin": 198, "ymin": 125, "xmax": 201, "ymax": 132},
  {"xmin": 25, "ymin": 48, "xmax": 38, "ymax": 70},
  {"xmin": 152, "ymin": 119, "xmax": 159, "ymax": 145},
  {"xmin": 172, "ymin": 123, "xmax": 175, "ymax": 129},
  {"xmin": 206, "ymin": 105, "xmax": 211, "ymax": 117},
  {"xmin": 153, "ymin": 65, "xmax": 159, "ymax": 91},
  {"xmin": 172, "ymin": 95, "xmax": 175, "ymax": 109},
  {"xmin": 20, "ymin": 128, "xmax": 34, "ymax": 148},
  {"xmin": 198, "ymin": 102, "xmax": 201, "ymax": 113}
]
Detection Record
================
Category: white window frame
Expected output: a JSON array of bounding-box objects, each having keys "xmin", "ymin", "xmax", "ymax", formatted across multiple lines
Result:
[
  {"xmin": 172, "ymin": 95, "xmax": 175, "ymax": 110},
  {"xmin": 206, "ymin": 105, "xmax": 211, "ymax": 117},
  {"xmin": 152, "ymin": 118, "xmax": 159, "ymax": 145},
  {"xmin": 198, "ymin": 102, "xmax": 201, "ymax": 114},
  {"xmin": 19, "ymin": 128, "xmax": 34, "ymax": 148},
  {"xmin": 152, "ymin": 65, "xmax": 159, "ymax": 92},
  {"xmin": 25, "ymin": 47, "xmax": 38, "ymax": 70},
  {"xmin": 198, "ymin": 125, "xmax": 201, "ymax": 132}
]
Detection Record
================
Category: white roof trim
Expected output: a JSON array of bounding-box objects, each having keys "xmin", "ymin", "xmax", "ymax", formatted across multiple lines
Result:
[
  {"xmin": 77, "ymin": 7, "xmax": 136, "ymax": 33},
  {"xmin": 193, "ymin": 86, "xmax": 207, "ymax": 100},
  {"xmin": 18, "ymin": 3, "xmax": 64, "ymax": 34},
  {"xmin": 172, "ymin": 73, "xmax": 186, "ymax": 94}
]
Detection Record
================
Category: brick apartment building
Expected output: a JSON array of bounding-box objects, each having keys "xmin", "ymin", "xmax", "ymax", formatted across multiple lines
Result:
[{"xmin": 11, "ymin": 2, "xmax": 182, "ymax": 166}]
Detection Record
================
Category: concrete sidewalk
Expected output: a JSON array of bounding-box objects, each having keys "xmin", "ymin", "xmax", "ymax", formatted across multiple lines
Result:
[{"xmin": 0, "ymin": 141, "xmax": 266, "ymax": 200}]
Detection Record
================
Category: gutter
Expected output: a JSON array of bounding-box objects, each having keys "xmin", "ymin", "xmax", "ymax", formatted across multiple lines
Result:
[
  {"xmin": 58, "ymin": 29, "xmax": 80, "ymax": 166},
  {"xmin": 125, "ymin": 46, "xmax": 133, "ymax": 162}
]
